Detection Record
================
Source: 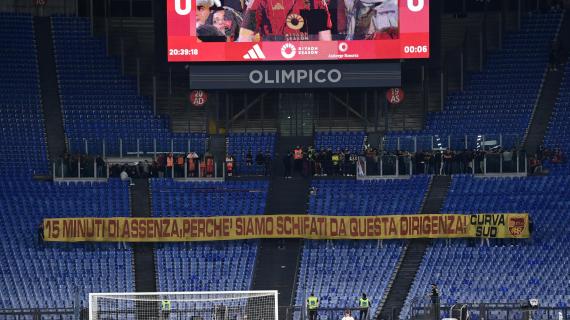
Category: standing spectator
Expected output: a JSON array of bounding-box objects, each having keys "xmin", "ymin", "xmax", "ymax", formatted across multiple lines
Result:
[
  {"xmin": 331, "ymin": 151, "xmax": 341, "ymax": 176},
  {"xmin": 205, "ymin": 151, "xmax": 215, "ymax": 177},
  {"xmin": 293, "ymin": 146, "xmax": 303, "ymax": 176},
  {"xmin": 503, "ymin": 148, "xmax": 513, "ymax": 172},
  {"xmin": 342, "ymin": 309, "xmax": 355, "ymax": 320},
  {"xmin": 150, "ymin": 161, "xmax": 159, "ymax": 178},
  {"xmin": 176, "ymin": 153, "xmax": 185, "ymax": 177},
  {"xmin": 120, "ymin": 168, "xmax": 130, "ymax": 183},
  {"xmin": 156, "ymin": 153, "xmax": 165, "ymax": 178},
  {"xmin": 442, "ymin": 149, "xmax": 452, "ymax": 175},
  {"xmin": 264, "ymin": 152, "xmax": 272, "ymax": 176},
  {"xmin": 429, "ymin": 284, "xmax": 440, "ymax": 320},
  {"xmin": 256, "ymin": 151, "xmax": 265, "ymax": 175},
  {"xmin": 358, "ymin": 293, "xmax": 370, "ymax": 320},
  {"xmin": 188, "ymin": 152, "xmax": 199, "ymax": 177},
  {"xmin": 225, "ymin": 154, "xmax": 234, "ymax": 177},
  {"xmin": 463, "ymin": 149, "xmax": 473, "ymax": 173},
  {"xmin": 96, "ymin": 155, "xmax": 105, "ymax": 178},
  {"xmin": 307, "ymin": 293, "xmax": 319, "ymax": 320},
  {"xmin": 246, "ymin": 150, "xmax": 253, "ymax": 166},
  {"xmin": 37, "ymin": 222, "xmax": 44, "ymax": 246},
  {"xmin": 166, "ymin": 153, "xmax": 174, "ymax": 178}
]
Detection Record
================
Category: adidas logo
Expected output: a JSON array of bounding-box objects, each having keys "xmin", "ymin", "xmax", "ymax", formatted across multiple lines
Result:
[{"xmin": 243, "ymin": 44, "xmax": 266, "ymax": 60}]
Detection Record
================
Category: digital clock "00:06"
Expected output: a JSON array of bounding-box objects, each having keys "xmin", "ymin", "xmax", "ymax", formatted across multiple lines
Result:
[{"xmin": 403, "ymin": 45, "xmax": 428, "ymax": 54}]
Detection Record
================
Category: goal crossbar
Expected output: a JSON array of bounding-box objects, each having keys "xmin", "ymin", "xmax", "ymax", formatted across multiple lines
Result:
[{"xmin": 89, "ymin": 290, "xmax": 279, "ymax": 320}]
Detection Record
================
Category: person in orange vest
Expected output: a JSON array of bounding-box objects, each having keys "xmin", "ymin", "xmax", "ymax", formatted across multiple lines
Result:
[
  {"xmin": 176, "ymin": 154, "xmax": 185, "ymax": 177},
  {"xmin": 226, "ymin": 155, "xmax": 234, "ymax": 176},
  {"xmin": 166, "ymin": 153, "xmax": 174, "ymax": 177},
  {"xmin": 293, "ymin": 146, "xmax": 303, "ymax": 176},
  {"xmin": 205, "ymin": 152, "xmax": 214, "ymax": 177},
  {"xmin": 187, "ymin": 152, "xmax": 198, "ymax": 177}
]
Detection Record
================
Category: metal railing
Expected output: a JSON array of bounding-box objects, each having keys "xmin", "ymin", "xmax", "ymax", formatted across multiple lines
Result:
[
  {"xmin": 381, "ymin": 134, "xmax": 522, "ymax": 153},
  {"xmin": 357, "ymin": 151, "xmax": 528, "ymax": 178},
  {"xmin": 411, "ymin": 302, "xmax": 570, "ymax": 320},
  {"xmin": 0, "ymin": 308, "xmax": 77, "ymax": 320},
  {"xmin": 66, "ymin": 138, "xmax": 209, "ymax": 160},
  {"xmin": 281, "ymin": 306, "xmax": 372, "ymax": 320}
]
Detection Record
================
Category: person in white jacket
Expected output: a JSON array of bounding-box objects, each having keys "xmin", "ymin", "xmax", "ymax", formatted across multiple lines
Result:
[{"xmin": 341, "ymin": 309, "xmax": 355, "ymax": 320}]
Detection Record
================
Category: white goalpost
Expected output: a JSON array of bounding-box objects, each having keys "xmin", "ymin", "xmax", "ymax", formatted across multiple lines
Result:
[{"xmin": 89, "ymin": 290, "xmax": 279, "ymax": 320}]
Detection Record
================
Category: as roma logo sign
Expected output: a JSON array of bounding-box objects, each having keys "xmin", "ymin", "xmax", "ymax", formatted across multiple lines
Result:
[
  {"xmin": 508, "ymin": 217, "xmax": 526, "ymax": 237},
  {"xmin": 386, "ymin": 88, "xmax": 405, "ymax": 105},
  {"xmin": 189, "ymin": 90, "xmax": 208, "ymax": 107}
]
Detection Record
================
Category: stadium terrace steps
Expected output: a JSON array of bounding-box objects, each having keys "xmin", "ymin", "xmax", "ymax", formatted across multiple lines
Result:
[
  {"xmin": 251, "ymin": 179, "xmax": 312, "ymax": 315},
  {"xmin": 378, "ymin": 175, "xmax": 452, "ymax": 320},
  {"xmin": 525, "ymin": 9, "xmax": 569, "ymax": 152},
  {"xmin": 524, "ymin": 68, "xmax": 564, "ymax": 153},
  {"xmin": 131, "ymin": 179, "xmax": 158, "ymax": 294},
  {"xmin": 251, "ymin": 136, "xmax": 313, "ymax": 318},
  {"xmin": 34, "ymin": 16, "xmax": 66, "ymax": 163}
]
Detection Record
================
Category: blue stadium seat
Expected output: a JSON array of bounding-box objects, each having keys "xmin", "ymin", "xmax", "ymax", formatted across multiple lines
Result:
[
  {"xmin": 51, "ymin": 17, "xmax": 206, "ymax": 157},
  {"xmin": 227, "ymin": 133, "xmax": 276, "ymax": 175},
  {"xmin": 384, "ymin": 13, "xmax": 563, "ymax": 152},
  {"xmin": 400, "ymin": 175, "xmax": 570, "ymax": 319},
  {"xmin": 314, "ymin": 131, "xmax": 366, "ymax": 154},
  {"xmin": 0, "ymin": 179, "xmax": 134, "ymax": 309},
  {"xmin": 152, "ymin": 180, "xmax": 268, "ymax": 292},
  {"xmin": 543, "ymin": 60, "xmax": 570, "ymax": 174},
  {"xmin": 0, "ymin": 14, "xmax": 48, "ymax": 176},
  {"xmin": 294, "ymin": 177, "xmax": 430, "ymax": 317}
]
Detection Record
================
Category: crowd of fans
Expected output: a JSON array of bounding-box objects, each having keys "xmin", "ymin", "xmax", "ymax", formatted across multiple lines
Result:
[
  {"xmin": 529, "ymin": 145, "xmax": 566, "ymax": 174},
  {"xmin": 56, "ymin": 151, "xmax": 219, "ymax": 179},
  {"xmin": 55, "ymin": 144, "xmax": 565, "ymax": 179}
]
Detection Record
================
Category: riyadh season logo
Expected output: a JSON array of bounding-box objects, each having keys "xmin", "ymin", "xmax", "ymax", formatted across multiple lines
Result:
[{"xmin": 281, "ymin": 43, "xmax": 296, "ymax": 59}]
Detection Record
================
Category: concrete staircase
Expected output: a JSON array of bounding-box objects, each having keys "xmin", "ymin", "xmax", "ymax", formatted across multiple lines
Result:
[
  {"xmin": 34, "ymin": 17, "xmax": 67, "ymax": 164},
  {"xmin": 377, "ymin": 175, "xmax": 452, "ymax": 320}
]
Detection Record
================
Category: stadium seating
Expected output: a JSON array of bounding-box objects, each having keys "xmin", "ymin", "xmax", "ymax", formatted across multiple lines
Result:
[
  {"xmin": 0, "ymin": 179, "xmax": 134, "ymax": 310},
  {"xmin": 153, "ymin": 180, "xmax": 268, "ymax": 292},
  {"xmin": 295, "ymin": 177, "xmax": 430, "ymax": 316},
  {"xmin": 150, "ymin": 179, "xmax": 269, "ymax": 216},
  {"xmin": 309, "ymin": 176, "xmax": 430, "ymax": 215},
  {"xmin": 314, "ymin": 131, "xmax": 365, "ymax": 154},
  {"xmin": 50, "ymin": 17, "xmax": 206, "ymax": 157},
  {"xmin": 385, "ymin": 12, "xmax": 563, "ymax": 152},
  {"xmin": 227, "ymin": 133, "xmax": 276, "ymax": 175},
  {"xmin": 155, "ymin": 241, "xmax": 258, "ymax": 292},
  {"xmin": 401, "ymin": 175, "xmax": 570, "ymax": 319},
  {"xmin": 0, "ymin": 14, "xmax": 48, "ymax": 176},
  {"xmin": 543, "ymin": 61, "xmax": 570, "ymax": 174}
]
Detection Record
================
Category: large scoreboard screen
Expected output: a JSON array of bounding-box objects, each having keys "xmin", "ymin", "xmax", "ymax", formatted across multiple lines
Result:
[{"xmin": 167, "ymin": 0, "xmax": 429, "ymax": 62}]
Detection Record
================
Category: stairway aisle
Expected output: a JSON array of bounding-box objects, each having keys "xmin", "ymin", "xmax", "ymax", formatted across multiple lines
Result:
[
  {"xmin": 130, "ymin": 179, "xmax": 158, "ymax": 317},
  {"xmin": 34, "ymin": 17, "xmax": 67, "ymax": 163},
  {"xmin": 377, "ymin": 175, "xmax": 452, "ymax": 320},
  {"xmin": 251, "ymin": 135, "xmax": 314, "ymax": 320},
  {"xmin": 525, "ymin": 11, "xmax": 570, "ymax": 153}
]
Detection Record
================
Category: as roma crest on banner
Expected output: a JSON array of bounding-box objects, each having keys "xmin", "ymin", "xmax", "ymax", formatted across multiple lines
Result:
[
  {"xmin": 386, "ymin": 88, "xmax": 405, "ymax": 105},
  {"xmin": 508, "ymin": 217, "xmax": 526, "ymax": 237},
  {"xmin": 189, "ymin": 90, "xmax": 208, "ymax": 107}
]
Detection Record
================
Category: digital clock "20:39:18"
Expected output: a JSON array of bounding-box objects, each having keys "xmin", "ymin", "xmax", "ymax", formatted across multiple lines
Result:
[{"xmin": 169, "ymin": 49, "xmax": 199, "ymax": 56}]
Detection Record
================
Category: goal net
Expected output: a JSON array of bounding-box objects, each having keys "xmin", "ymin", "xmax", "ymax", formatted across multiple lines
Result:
[{"xmin": 89, "ymin": 291, "xmax": 278, "ymax": 320}]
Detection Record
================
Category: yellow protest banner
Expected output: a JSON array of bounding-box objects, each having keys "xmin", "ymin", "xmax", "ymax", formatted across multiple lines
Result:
[{"xmin": 43, "ymin": 213, "xmax": 529, "ymax": 242}]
